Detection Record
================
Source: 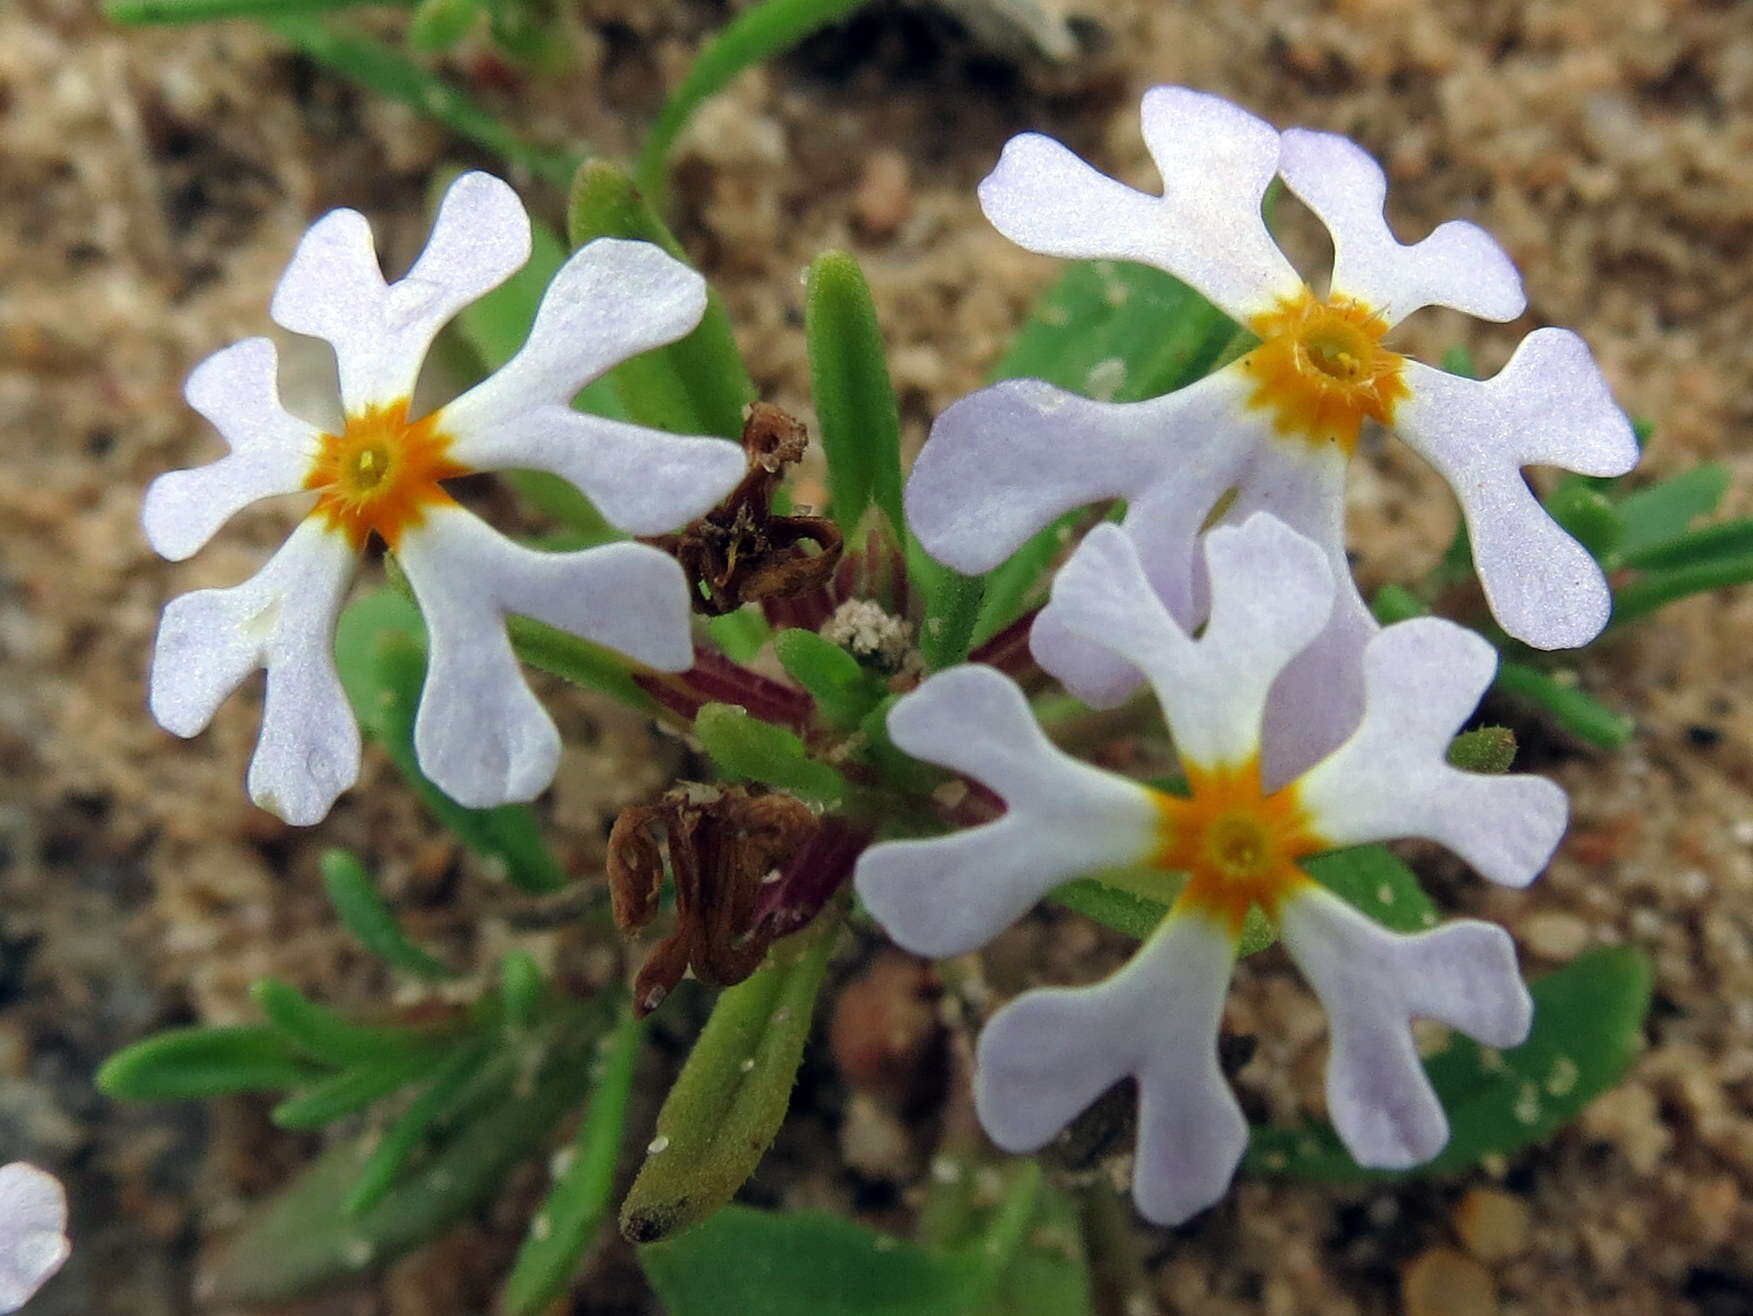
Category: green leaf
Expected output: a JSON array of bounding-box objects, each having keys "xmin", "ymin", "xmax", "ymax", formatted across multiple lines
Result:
[
  {"xmin": 982, "ymin": 1180, "xmax": 1091, "ymax": 1316},
  {"xmin": 1616, "ymin": 516, "xmax": 1753, "ymax": 573},
  {"xmin": 1246, "ymin": 947, "xmax": 1651, "ymax": 1181},
  {"xmin": 567, "ymin": 159, "xmax": 753, "ymax": 439},
  {"xmin": 920, "ymin": 570, "xmax": 986, "ymax": 673},
  {"xmin": 334, "ymin": 591, "xmax": 572, "ymax": 892},
  {"xmin": 498, "ymin": 1009, "xmax": 643, "ymax": 1314},
  {"xmin": 346, "ymin": 1041, "xmax": 493, "ymax": 1216},
  {"xmin": 105, "ymin": 0, "xmax": 379, "ymax": 21},
  {"xmin": 1049, "ymin": 877, "xmax": 1166, "ymax": 942},
  {"xmin": 1494, "ymin": 660, "xmax": 1634, "ymax": 750},
  {"xmin": 1370, "ymin": 581, "xmax": 1429, "ymax": 625},
  {"xmin": 265, "ymin": 19, "xmax": 578, "ymax": 188},
  {"xmin": 321, "ymin": 850, "xmax": 459, "ymax": 981},
  {"xmin": 499, "ymin": 951, "xmax": 546, "ymax": 1030},
  {"xmin": 694, "ymin": 702, "xmax": 847, "ymax": 803},
  {"xmin": 859, "ymin": 695, "xmax": 943, "ymax": 795},
  {"xmin": 207, "ymin": 1002, "xmax": 618, "ymax": 1304},
  {"xmin": 1302, "ymin": 845, "xmax": 1437, "ymax": 935},
  {"xmin": 641, "ymin": 1205, "xmax": 981, "ymax": 1315},
  {"xmin": 805, "ymin": 250, "xmax": 904, "ymax": 535},
  {"xmin": 410, "ymin": 0, "xmax": 479, "ymax": 51},
  {"xmin": 1545, "ymin": 482, "xmax": 1621, "ymax": 562},
  {"xmin": 707, "ymin": 607, "xmax": 772, "ymax": 663},
  {"xmin": 1612, "ymin": 464, "xmax": 1729, "ymax": 557},
  {"xmin": 1610, "ymin": 550, "xmax": 1753, "ymax": 627},
  {"xmin": 272, "ymin": 1047, "xmax": 452, "ymax": 1130},
  {"xmin": 506, "ymin": 613, "xmax": 657, "ymax": 714},
  {"xmin": 620, "ymin": 908, "xmax": 841, "ymax": 1243},
  {"xmin": 97, "ymin": 1025, "xmax": 322, "ymax": 1102},
  {"xmin": 774, "ymin": 628, "xmax": 887, "ymax": 729},
  {"xmin": 252, "ymin": 978, "xmax": 447, "ymax": 1068},
  {"xmin": 632, "ymin": 0, "xmax": 875, "ymax": 206}
]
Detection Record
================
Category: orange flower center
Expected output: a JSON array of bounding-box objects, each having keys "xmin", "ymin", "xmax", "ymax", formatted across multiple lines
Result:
[
  {"xmin": 305, "ymin": 400, "xmax": 468, "ymax": 549},
  {"xmin": 1239, "ymin": 289, "xmax": 1408, "ymax": 455},
  {"xmin": 1152, "ymin": 757, "xmax": 1326, "ymax": 935}
]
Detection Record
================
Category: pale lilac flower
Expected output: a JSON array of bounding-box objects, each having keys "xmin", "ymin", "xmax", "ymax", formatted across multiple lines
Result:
[
  {"xmin": 907, "ymin": 86, "xmax": 1637, "ymax": 780},
  {"xmin": 0, "ymin": 1164, "xmax": 69, "ymax": 1313},
  {"xmin": 144, "ymin": 172, "xmax": 746, "ymax": 823},
  {"xmin": 854, "ymin": 515, "xmax": 1565, "ymax": 1224}
]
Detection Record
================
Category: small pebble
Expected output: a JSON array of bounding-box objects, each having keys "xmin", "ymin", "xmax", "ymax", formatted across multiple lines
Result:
[
  {"xmin": 1402, "ymin": 1246, "xmax": 1499, "ymax": 1316},
  {"xmin": 1521, "ymin": 910, "xmax": 1590, "ymax": 960},
  {"xmin": 853, "ymin": 148, "xmax": 913, "ymax": 238},
  {"xmin": 1452, "ymin": 1187, "xmax": 1531, "ymax": 1262}
]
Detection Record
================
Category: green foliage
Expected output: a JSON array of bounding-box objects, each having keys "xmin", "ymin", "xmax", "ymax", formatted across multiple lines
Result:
[
  {"xmin": 620, "ymin": 908, "xmax": 841, "ymax": 1243},
  {"xmin": 409, "ymin": 0, "xmax": 479, "ymax": 51},
  {"xmin": 505, "ymin": 613, "xmax": 657, "ymax": 714},
  {"xmin": 251, "ymin": 977, "xmax": 450, "ymax": 1067},
  {"xmin": 774, "ymin": 627, "xmax": 888, "ymax": 729},
  {"xmin": 1612, "ymin": 464, "xmax": 1730, "ymax": 557},
  {"xmin": 1494, "ymin": 660, "xmax": 1635, "ymax": 750},
  {"xmin": 334, "ymin": 590, "xmax": 571, "ymax": 892},
  {"xmin": 346, "ymin": 1042, "xmax": 493, "ymax": 1216},
  {"xmin": 321, "ymin": 849, "xmax": 459, "ymax": 982},
  {"xmin": 97, "ymin": 1026, "xmax": 322, "ymax": 1102},
  {"xmin": 499, "ymin": 1008, "xmax": 643, "ymax": 1314},
  {"xmin": 695, "ymin": 702, "xmax": 848, "ymax": 803},
  {"xmin": 567, "ymin": 159, "xmax": 754, "ymax": 439},
  {"xmin": 632, "ymin": 0, "xmax": 875, "ymax": 206},
  {"xmin": 1247, "ymin": 947, "xmax": 1651, "ymax": 1181},
  {"xmin": 805, "ymin": 251, "xmax": 906, "ymax": 536},
  {"xmin": 499, "ymin": 950, "xmax": 546, "ymax": 1029},
  {"xmin": 1303, "ymin": 845, "xmax": 1438, "ymax": 936},
  {"xmin": 104, "ymin": 0, "xmax": 379, "ymax": 21}
]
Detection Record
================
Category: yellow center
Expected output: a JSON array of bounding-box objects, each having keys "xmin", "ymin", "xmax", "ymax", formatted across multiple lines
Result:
[
  {"xmin": 1238, "ymin": 289, "xmax": 1409, "ymax": 455},
  {"xmin": 305, "ymin": 400, "xmax": 467, "ymax": 549},
  {"xmin": 1151, "ymin": 757, "xmax": 1326, "ymax": 935}
]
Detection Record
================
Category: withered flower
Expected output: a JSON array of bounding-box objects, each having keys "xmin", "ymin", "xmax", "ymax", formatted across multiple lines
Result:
[
  {"xmin": 649, "ymin": 403, "xmax": 843, "ymax": 615},
  {"xmin": 607, "ymin": 784, "xmax": 819, "ymax": 1016}
]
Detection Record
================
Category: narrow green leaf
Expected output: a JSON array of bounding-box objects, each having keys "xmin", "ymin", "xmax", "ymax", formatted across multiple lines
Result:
[
  {"xmin": 620, "ymin": 907, "xmax": 842, "ymax": 1243},
  {"xmin": 506, "ymin": 614, "xmax": 656, "ymax": 714},
  {"xmin": 321, "ymin": 850, "xmax": 459, "ymax": 981},
  {"xmin": 266, "ymin": 19, "xmax": 578, "ymax": 188},
  {"xmin": 707, "ymin": 607, "xmax": 772, "ymax": 664},
  {"xmin": 334, "ymin": 592, "xmax": 573, "ymax": 892},
  {"xmin": 499, "ymin": 951, "xmax": 546, "ymax": 1030},
  {"xmin": 498, "ymin": 1009, "xmax": 643, "ymax": 1314},
  {"xmin": 860, "ymin": 695, "xmax": 943, "ymax": 795},
  {"xmin": 694, "ymin": 702, "xmax": 847, "ymax": 803},
  {"xmin": 632, "ymin": 0, "xmax": 873, "ymax": 206},
  {"xmin": 981, "ymin": 1178, "xmax": 1091, "ymax": 1316},
  {"xmin": 920, "ymin": 570, "xmax": 985, "ymax": 672},
  {"xmin": 1612, "ymin": 464, "xmax": 1729, "ymax": 556},
  {"xmin": 1610, "ymin": 552, "xmax": 1753, "ymax": 627},
  {"xmin": 207, "ymin": 1003, "xmax": 618, "ymax": 1303},
  {"xmin": 252, "ymin": 978, "xmax": 445, "ymax": 1067},
  {"xmin": 1545, "ymin": 482, "xmax": 1621, "ymax": 562},
  {"xmin": 774, "ymin": 628, "xmax": 886, "ymax": 729},
  {"xmin": 1370, "ymin": 581, "xmax": 1428, "ymax": 624},
  {"xmin": 410, "ymin": 0, "xmax": 479, "ymax": 50},
  {"xmin": 1302, "ymin": 845, "xmax": 1437, "ymax": 936},
  {"xmin": 805, "ymin": 250, "xmax": 904, "ymax": 534},
  {"xmin": 97, "ymin": 1025, "xmax": 322, "ymax": 1102},
  {"xmin": 346, "ymin": 1041, "xmax": 494, "ymax": 1216},
  {"xmin": 567, "ymin": 159, "xmax": 753, "ymax": 439},
  {"xmin": 272, "ymin": 1047, "xmax": 450, "ymax": 1130},
  {"xmin": 1049, "ymin": 877, "xmax": 1166, "ymax": 943},
  {"xmin": 1246, "ymin": 947, "xmax": 1651, "ymax": 1181},
  {"xmin": 1616, "ymin": 516, "xmax": 1753, "ymax": 573},
  {"xmin": 1494, "ymin": 660, "xmax": 1634, "ymax": 749}
]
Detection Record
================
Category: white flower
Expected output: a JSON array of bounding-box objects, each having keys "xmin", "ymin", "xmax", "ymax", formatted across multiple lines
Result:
[
  {"xmin": 144, "ymin": 172, "xmax": 747, "ymax": 824},
  {"xmin": 906, "ymin": 86, "xmax": 1637, "ymax": 780},
  {"xmin": 0, "ymin": 1163, "xmax": 69, "ymax": 1313},
  {"xmin": 854, "ymin": 515, "xmax": 1566, "ymax": 1225}
]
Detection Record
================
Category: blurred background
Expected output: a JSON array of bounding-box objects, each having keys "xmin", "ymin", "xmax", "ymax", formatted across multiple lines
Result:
[{"xmin": 1, "ymin": 0, "xmax": 1749, "ymax": 1310}]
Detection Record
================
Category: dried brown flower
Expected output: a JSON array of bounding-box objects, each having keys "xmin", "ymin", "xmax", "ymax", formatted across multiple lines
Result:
[{"xmin": 649, "ymin": 403, "xmax": 843, "ymax": 615}]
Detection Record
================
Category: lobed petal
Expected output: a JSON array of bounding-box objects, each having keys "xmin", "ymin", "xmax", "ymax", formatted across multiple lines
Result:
[
  {"xmin": 852, "ymin": 665, "xmax": 1158, "ymax": 958},
  {"xmin": 1049, "ymin": 516, "xmax": 1331, "ymax": 771},
  {"xmin": 440, "ymin": 238, "xmax": 709, "ymax": 439},
  {"xmin": 978, "ymin": 86, "xmax": 1300, "ymax": 322},
  {"xmin": 974, "ymin": 911, "xmax": 1247, "ymax": 1225},
  {"xmin": 271, "ymin": 171, "xmax": 531, "ymax": 412},
  {"xmin": 143, "ymin": 338, "xmax": 320, "ymax": 561},
  {"xmin": 1279, "ymin": 886, "xmax": 1532, "ymax": 1168},
  {"xmin": 395, "ymin": 506, "xmax": 693, "ymax": 808},
  {"xmin": 1224, "ymin": 438, "xmax": 1377, "ymax": 787},
  {"xmin": 149, "ymin": 518, "xmax": 361, "ymax": 825},
  {"xmin": 1394, "ymin": 330, "xmax": 1638, "ymax": 649},
  {"xmin": 1278, "ymin": 128, "xmax": 1526, "ymax": 327},
  {"xmin": 1292, "ymin": 619, "xmax": 1569, "ymax": 886},
  {"xmin": 0, "ymin": 1163, "xmax": 69, "ymax": 1314},
  {"xmin": 443, "ymin": 408, "xmax": 743, "ymax": 537}
]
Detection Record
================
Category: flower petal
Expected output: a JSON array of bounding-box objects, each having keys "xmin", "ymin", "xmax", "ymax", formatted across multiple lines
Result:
[
  {"xmin": 1278, "ymin": 128, "xmax": 1526, "ymax": 327},
  {"xmin": 978, "ymin": 86, "xmax": 1300, "ymax": 322},
  {"xmin": 443, "ymin": 408, "xmax": 744, "ymax": 536},
  {"xmin": 1050, "ymin": 516, "xmax": 1332, "ymax": 771},
  {"xmin": 1292, "ymin": 619, "xmax": 1569, "ymax": 886},
  {"xmin": 0, "ymin": 1163, "xmax": 70, "ymax": 1314},
  {"xmin": 396, "ymin": 506, "xmax": 692, "ymax": 807},
  {"xmin": 1394, "ymin": 330, "xmax": 1638, "ymax": 649},
  {"xmin": 271, "ymin": 171, "xmax": 531, "ymax": 412},
  {"xmin": 439, "ymin": 238, "xmax": 709, "ymax": 438},
  {"xmin": 1224, "ymin": 438, "xmax": 1377, "ymax": 787},
  {"xmin": 974, "ymin": 911, "xmax": 1246, "ymax": 1225},
  {"xmin": 149, "ymin": 518, "xmax": 360, "ymax": 825},
  {"xmin": 142, "ymin": 338, "xmax": 320, "ymax": 561},
  {"xmin": 853, "ymin": 665, "xmax": 1158, "ymax": 958},
  {"xmin": 1279, "ymin": 885, "xmax": 1532, "ymax": 1168}
]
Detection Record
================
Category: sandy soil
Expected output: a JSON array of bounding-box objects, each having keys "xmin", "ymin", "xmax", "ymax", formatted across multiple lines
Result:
[{"xmin": 1, "ymin": 0, "xmax": 1750, "ymax": 1312}]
